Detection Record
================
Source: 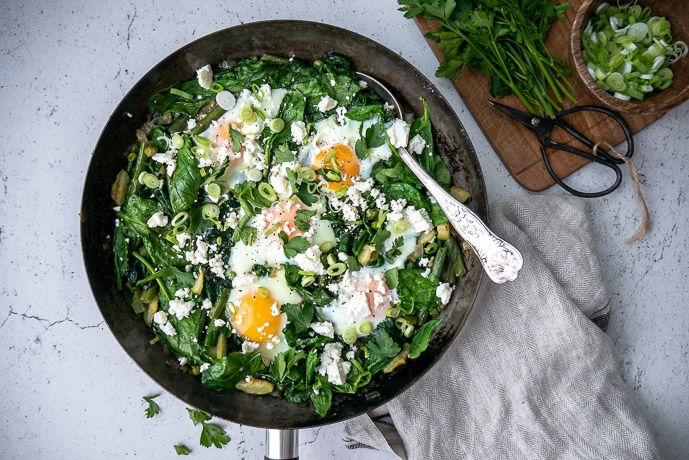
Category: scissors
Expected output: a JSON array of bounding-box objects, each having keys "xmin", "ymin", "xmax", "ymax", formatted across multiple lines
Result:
[{"xmin": 488, "ymin": 100, "xmax": 634, "ymax": 198}]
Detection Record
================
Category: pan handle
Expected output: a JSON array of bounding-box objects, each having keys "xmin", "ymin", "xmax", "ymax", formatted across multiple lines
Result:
[{"xmin": 265, "ymin": 429, "xmax": 299, "ymax": 460}]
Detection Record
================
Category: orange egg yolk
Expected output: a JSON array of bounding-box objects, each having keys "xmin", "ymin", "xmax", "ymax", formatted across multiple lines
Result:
[
  {"xmin": 213, "ymin": 120, "xmax": 241, "ymax": 149},
  {"xmin": 262, "ymin": 198, "xmax": 305, "ymax": 241},
  {"xmin": 232, "ymin": 292, "xmax": 283, "ymax": 343},
  {"xmin": 312, "ymin": 144, "xmax": 359, "ymax": 191}
]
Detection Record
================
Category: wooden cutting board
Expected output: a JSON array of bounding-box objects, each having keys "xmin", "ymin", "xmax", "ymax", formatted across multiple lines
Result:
[{"xmin": 413, "ymin": 0, "xmax": 665, "ymax": 191}]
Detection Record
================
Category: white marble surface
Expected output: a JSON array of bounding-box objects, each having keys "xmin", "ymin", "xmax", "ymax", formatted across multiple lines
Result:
[{"xmin": 1, "ymin": 0, "xmax": 687, "ymax": 458}]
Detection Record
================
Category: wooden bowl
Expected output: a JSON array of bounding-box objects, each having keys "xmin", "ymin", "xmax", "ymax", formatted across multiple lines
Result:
[{"xmin": 570, "ymin": 0, "xmax": 689, "ymax": 114}]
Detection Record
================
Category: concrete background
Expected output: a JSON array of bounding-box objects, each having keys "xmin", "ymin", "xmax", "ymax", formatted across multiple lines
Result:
[{"xmin": 1, "ymin": 0, "xmax": 687, "ymax": 458}]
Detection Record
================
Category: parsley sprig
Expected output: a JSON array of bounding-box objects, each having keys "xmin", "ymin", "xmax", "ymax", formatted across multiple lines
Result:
[
  {"xmin": 143, "ymin": 394, "xmax": 161, "ymax": 418},
  {"xmin": 187, "ymin": 409, "xmax": 231, "ymax": 449},
  {"xmin": 398, "ymin": 0, "xmax": 576, "ymax": 118}
]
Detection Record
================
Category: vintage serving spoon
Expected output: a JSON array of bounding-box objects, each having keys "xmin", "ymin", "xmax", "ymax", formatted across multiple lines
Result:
[{"xmin": 356, "ymin": 72, "xmax": 523, "ymax": 284}]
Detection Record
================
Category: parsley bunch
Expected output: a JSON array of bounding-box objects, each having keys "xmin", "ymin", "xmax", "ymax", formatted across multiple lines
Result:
[{"xmin": 399, "ymin": 0, "xmax": 577, "ymax": 118}]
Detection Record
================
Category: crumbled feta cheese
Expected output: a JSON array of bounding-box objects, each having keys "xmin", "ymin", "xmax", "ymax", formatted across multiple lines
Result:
[
  {"xmin": 201, "ymin": 298, "xmax": 213, "ymax": 310},
  {"xmin": 390, "ymin": 198, "xmax": 407, "ymax": 212},
  {"xmin": 260, "ymin": 83, "xmax": 272, "ymax": 98},
  {"xmin": 175, "ymin": 287, "xmax": 190, "ymax": 299},
  {"xmin": 233, "ymin": 273, "xmax": 258, "ymax": 287},
  {"xmin": 214, "ymin": 319, "xmax": 226, "ymax": 327},
  {"xmin": 372, "ymin": 293, "xmax": 385, "ymax": 308},
  {"xmin": 291, "ymin": 120, "xmax": 307, "ymax": 144},
  {"xmin": 241, "ymin": 118, "xmax": 265, "ymax": 137},
  {"xmin": 269, "ymin": 162, "xmax": 294, "ymax": 196},
  {"xmin": 293, "ymin": 245, "xmax": 325, "ymax": 275},
  {"xmin": 326, "ymin": 283, "xmax": 339, "ymax": 294},
  {"xmin": 330, "ymin": 79, "xmax": 336, "ymax": 87},
  {"xmin": 375, "ymin": 194, "xmax": 389, "ymax": 211},
  {"xmin": 185, "ymin": 238, "xmax": 209, "ymax": 265},
  {"xmin": 419, "ymin": 257, "xmax": 430, "ymax": 268},
  {"xmin": 358, "ymin": 80, "xmax": 368, "ymax": 89},
  {"xmin": 153, "ymin": 311, "xmax": 169, "ymax": 325},
  {"xmin": 196, "ymin": 64, "xmax": 213, "ymax": 90},
  {"xmin": 317, "ymin": 95, "xmax": 338, "ymax": 112},
  {"xmin": 225, "ymin": 211, "xmax": 239, "ymax": 229},
  {"xmin": 341, "ymin": 204, "xmax": 359, "ymax": 222},
  {"xmin": 186, "ymin": 119, "xmax": 197, "ymax": 131},
  {"xmin": 386, "ymin": 211, "xmax": 404, "ymax": 224},
  {"xmin": 338, "ymin": 252, "xmax": 348, "ymax": 262},
  {"xmin": 151, "ymin": 151, "xmax": 177, "ymax": 176},
  {"xmin": 270, "ymin": 303, "xmax": 280, "ymax": 317},
  {"xmin": 351, "ymin": 178, "xmax": 374, "ymax": 193},
  {"xmin": 208, "ymin": 254, "xmax": 226, "ymax": 279},
  {"xmin": 408, "ymin": 134, "xmax": 427, "ymax": 155},
  {"xmin": 342, "ymin": 291, "xmax": 371, "ymax": 321},
  {"xmin": 436, "ymin": 282, "xmax": 453, "ymax": 305},
  {"xmin": 346, "ymin": 350, "xmax": 355, "ymax": 360},
  {"xmin": 266, "ymin": 342, "xmax": 274, "ymax": 350},
  {"xmin": 178, "ymin": 356, "xmax": 188, "ymax": 366},
  {"xmin": 245, "ymin": 375, "xmax": 254, "ymax": 383},
  {"xmin": 310, "ymin": 321, "xmax": 335, "ymax": 338},
  {"xmin": 176, "ymin": 232, "xmax": 191, "ymax": 248},
  {"xmin": 199, "ymin": 362, "xmax": 210, "ymax": 373},
  {"xmin": 386, "ymin": 119, "xmax": 410, "ymax": 149},
  {"xmin": 406, "ymin": 206, "xmax": 433, "ymax": 233},
  {"xmin": 335, "ymin": 106, "xmax": 347, "ymax": 124},
  {"xmin": 160, "ymin": 322, "xmax": 177, "ymax": 336},
  {"xmin": 316, "ymin": 342, "xmax": 351, "ymax": 386},
  {"xmin": 168, "ymin": 299, "xmax": 195, "ymax": 320},
  {"xmin": 242, "ymin": 340, "xmax": 259, "ymax": 354}
]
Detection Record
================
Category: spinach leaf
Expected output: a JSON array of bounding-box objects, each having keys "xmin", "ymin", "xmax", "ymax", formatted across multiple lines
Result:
[
  {"xmin": 367, "ymin": 328, "xmax": 401, "ymax": 360},
  {"xmin": 354, "ymin": 138, "xmax": 368, "ymax": 160},
  {"xmin": 305, "ymin": 348, "xmax": 319, "ymax": 383},
  {"xmin": 136, "ymin": 266, "xmax": 195, "ymax": 288},
  {"xmin": 409, "ymin": 98, "xmax": 451, "ymax": 188},
  {"xmin": 346, "ymin": 104, "xmax": 385, "ymax": 121},
  {"xmin": 118, "ymin": 197, "xmax": 184, "ymax": 267},
  {"xmin": 169, "ymin": 137, "xmax": 201, "ymax": 214},
  {"xmin": 270, "ymin": 349, "xmax": 307, "ymax": 384},
  {"xmin": 201, "ymin": 352, "xmax": 266, "ymax": 390},
  {"xmin": 396, "ymin": 268, "xmax": 441, "ymax": 312},
  {"xmin": 273, "ymin": 91, "xmax": 306, "ymax": 144},
  {"xmin": 113, "ymin": 222, "xmax": 129, "ymax": 290},
  {"xmin": 408, "ymin": 319, "xmax": 442, "ymax": 359},
  {"xmin": 384, "ymin": 268, "xmax": 399, "ymax": 289},
  {"xmin": 187, "ymin": 206, "xmax": 215, "ymax": 234},
  {"xmin": 150, "ymin": 126, "xmax": 169, "ymax": 152},
  {"xmin": 154, "ymin": 308, "xmax": 205, "ymax": 361},
  {"xmin": 310, "ymin": 388, "xmax": 332, "ymax": 417}
]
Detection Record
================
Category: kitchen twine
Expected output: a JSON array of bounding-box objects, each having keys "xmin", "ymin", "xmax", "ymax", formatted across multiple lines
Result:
[{"xmin": 593, "ymin": 140, "xmax": 651, "ymax": 243}]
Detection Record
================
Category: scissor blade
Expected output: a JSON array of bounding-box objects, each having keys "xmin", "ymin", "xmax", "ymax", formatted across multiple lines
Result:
[{"xmin": 487, "ymin": 100, "xmax": 538, "ymax": 131}]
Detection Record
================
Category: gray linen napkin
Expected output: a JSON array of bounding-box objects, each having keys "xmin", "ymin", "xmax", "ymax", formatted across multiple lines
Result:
[{"xmin": 343, "ymin": 196, "xmax": 660, "ymax": 459}]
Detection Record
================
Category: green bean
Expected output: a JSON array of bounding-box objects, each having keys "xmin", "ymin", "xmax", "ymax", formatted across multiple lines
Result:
[
  {"xmin": 430, "ymin": 247, "xmax": 447, "ymax": 278},
  {"xmin": 191, "ymin": 104, "xmax": 226, "ymax": 136},
  {"xmin": 445, "ymin": 238, "xmax": 466, "ymax": 282},
  {"xmin": 168, "ymin": 115, "xmax": 190, "ymax": 133},
  {"xmin": 210, "ymin": 288, "xmax": 231, "ymax": 320},
  {"xmin": 216, "ymin": 334, "xmax": 227, "ymax": 359}
]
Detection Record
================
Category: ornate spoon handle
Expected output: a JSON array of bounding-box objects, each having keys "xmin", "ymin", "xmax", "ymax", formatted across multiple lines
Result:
[{"xmin": 397, "ymin": 147, "xmax": 523, "ymax": 284}]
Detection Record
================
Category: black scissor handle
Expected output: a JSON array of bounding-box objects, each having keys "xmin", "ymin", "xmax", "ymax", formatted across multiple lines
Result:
[
  {"xmin": 540, "ymin": 146, "xmax": 623, "ymax": 198},
  {"xmin": 555, "ymin": 105, "xmax": 634, "ymax": 163}
]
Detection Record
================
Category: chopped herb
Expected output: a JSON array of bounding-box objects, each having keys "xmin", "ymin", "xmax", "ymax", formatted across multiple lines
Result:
[
  {"xmin": 174, "ymin": 445, "xmax": 190, "ymax": 455},
  {"xmin": 143, "ymin": 394, "xmax": 161, "ymax": 418},
  {"xmin": 229, "ymin": 124, "xmax": 243, "ymax": 152},
  {"xmin": 273, "ymin": 143, "xmax": 295, "ymax": 163},
  {"xmin": 385, "ymin": 236, "xmax": 404, "ymax": 263},
  {"xmin": 367, "ymin": 328, "xmax": 401, "ymax": 360},
  {"xmin": 279, "ymin": 232, "xmax": 309, "ymax": 258},
  {"xmin": 294, "ymin": 209, "xmax": 317, "ymax": 232}
]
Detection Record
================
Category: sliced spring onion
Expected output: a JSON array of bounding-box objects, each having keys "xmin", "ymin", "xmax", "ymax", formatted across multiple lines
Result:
[
  {"xmin": 209, "ymin": 82, "xmax": 224, "ymax": 93},
  {"xmin": 172, "ymin": 212, "xmax": 189, "ymax": 227},
  {"xmin": 319, "ymin": 241, "xmax": 335, "ymax": 253},
  {"xmin": 191, "ymin": 145, "xmax": 207, "ymax": 158},
  {"xmin": 386, "ymin": 308, "xmax": 400, "ymax": 318},
  {"xmin": 206, "ymin": 183, "xmax": 222, "ymax": 200},
  {"xmin": 216, "ymin": 91, "xmax": 236, "ymax": 110},
  {"xmin": 251, "ymin": 83, "xmax": 264, "ymax": 102},
  {"xmin": 326, "ymin": 263, "xmax": 346, "ymax": 276},
  {"xmin": 301, "ymin": 275, "xmax": 315, "ymax": 287},
  {"xmin": 171, "ymin": 134, "xmax": 184, "ymax": 149},
  {"xmin": 295, "ymin": 167, "xmax": 316, "ymax": 181},
  {"xmin": 424, "ymin": 242, "xmax": 439, "ymax": 255},
  {"xmin": 258, "ymin": 182, "xmax": 277, "ymax": 202},
  {"xmin": 582, "ymin": 4, "xmax": 681, "ymax": 99},
  {"xmin": 247, "ymin": 169, "xmax": 263, "ymax": 182},
  {"xmin": 202, "ymin": 204, "xmax": 220, "ymax": 219},
  {"xmin": 170, "ymin": 87, "xmax": 193, "ymax": 100},
  {"xmin": 268, "ymin": 118, "xmax": 285, "ymax": 133},
  {"xmin": 326, "ymin": 253, "xmax": 337, "ymax": 266},
  {"xmin": 392, "ymin": 220, "xmax": 407, "ymax": 234},
  {"xmin": 265, "ymin": 222, "xmax": 281, "ymax": 236},
  {"xmin": 142, "ymin": 173, "xmax": 160, "ymax": 189},
  {"xmin": 343, "ymin": 328, "xmax": 358, "ymax": 345},
  {"xmin": 257, "ymin": 286, "xmax": 270, "ymax": 299},
  {"xmin": 238, "ymin": 105, "xmax": 257, "ymax": 123},
  {"xmin": 357, "ymin": 321, "xmax": 373, "ymax": 335},
  {"xmin": 194, "ymin": 135, "xmax": 211, "ymax": 148}
]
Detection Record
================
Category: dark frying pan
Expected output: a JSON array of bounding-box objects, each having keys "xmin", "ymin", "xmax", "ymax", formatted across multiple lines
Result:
[{"xmin": 80, "ymin": 20, "xmax": 487, "ymax": 459}]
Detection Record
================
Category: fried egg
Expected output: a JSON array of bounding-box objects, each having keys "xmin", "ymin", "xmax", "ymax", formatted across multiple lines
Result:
[{"xmin": 228, "ymin": 271, "xmax": 299, "ymax": 360}]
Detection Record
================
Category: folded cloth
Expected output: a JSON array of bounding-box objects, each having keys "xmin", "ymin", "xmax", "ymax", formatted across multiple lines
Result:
[{"xmin": 343, "ymin": 196, "xmax": 660, "ymax": 460}]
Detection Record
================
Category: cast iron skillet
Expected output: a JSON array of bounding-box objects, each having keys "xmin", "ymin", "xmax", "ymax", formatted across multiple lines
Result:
[{"xmin": 81, "ymin": 19, "xmax": 486, "ymax": 437}]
